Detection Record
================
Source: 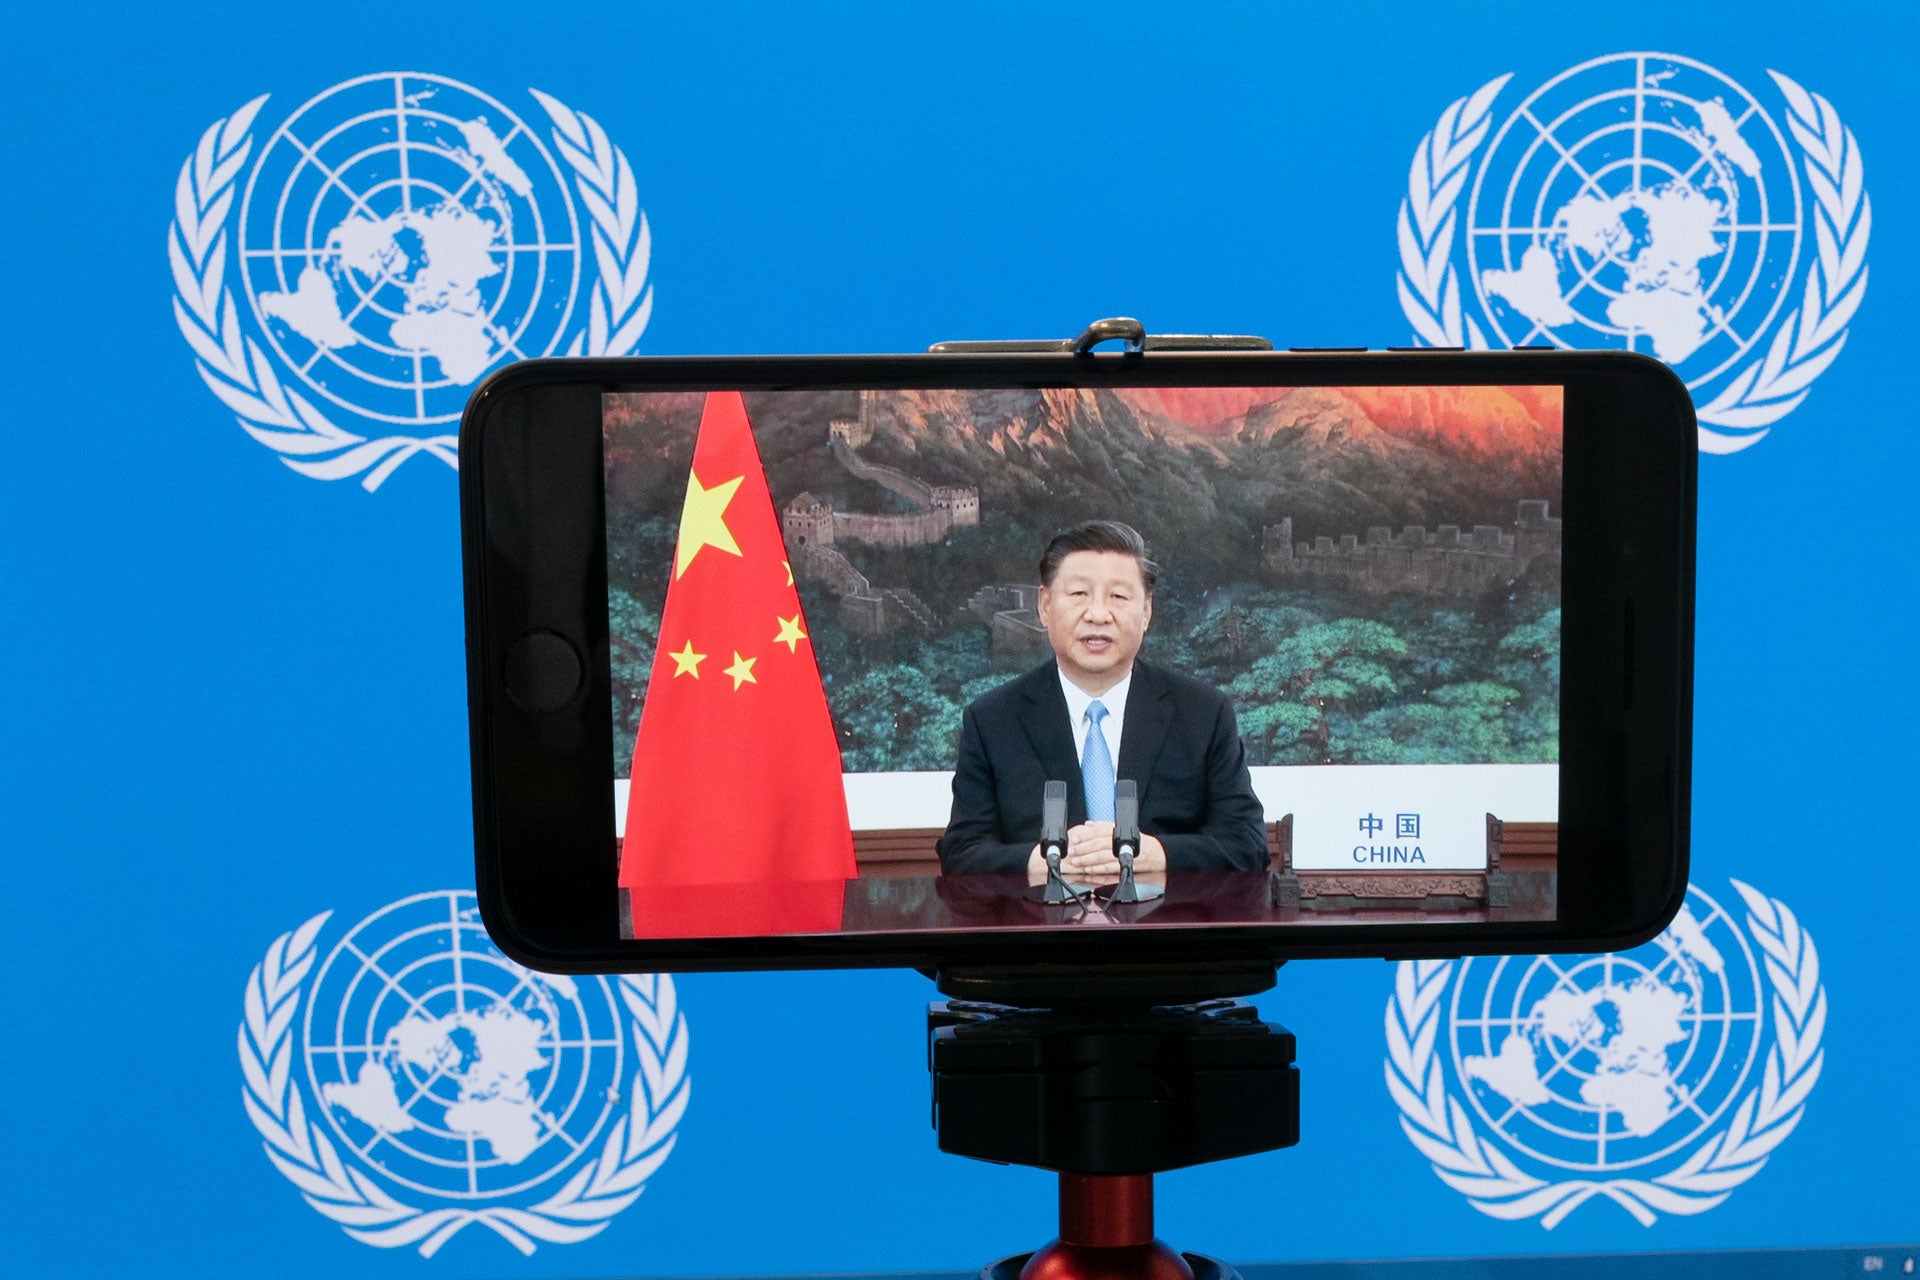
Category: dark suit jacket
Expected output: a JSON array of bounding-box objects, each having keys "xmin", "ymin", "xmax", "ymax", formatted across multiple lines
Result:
[{"xmin": 936, "ymin": 659, "xmax": 1269, "ymax": 875}]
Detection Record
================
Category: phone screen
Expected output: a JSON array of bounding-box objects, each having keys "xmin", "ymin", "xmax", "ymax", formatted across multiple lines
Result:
[{"xmin": 603, "ymin": 385, "xmax": 1562, "ymax": 939}]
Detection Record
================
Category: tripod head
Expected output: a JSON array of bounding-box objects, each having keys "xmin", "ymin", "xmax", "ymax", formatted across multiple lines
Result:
[{"xmin": 927, "ymin": 962, "xmax": 1296, "ymax": 1176}]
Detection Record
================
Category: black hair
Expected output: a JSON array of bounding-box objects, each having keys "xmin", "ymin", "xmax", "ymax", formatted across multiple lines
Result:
[{"xmin": 1038, "ymin": 520, "xmax": 1158, "ymax": 593}]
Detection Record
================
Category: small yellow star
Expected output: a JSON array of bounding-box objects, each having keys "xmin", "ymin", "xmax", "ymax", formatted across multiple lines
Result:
[
  {"xmin": 667, "ymin": 640, "xmax": 706, "ymax": 678},
  {"xmin": 773, "ymin": 614, "xmax": 808, "ymax": 654},
  {"xmin": 674, "ymin": 470, "xmax": 744, "ymax": 579},
  {"xmin": 723, "ymin": 651, "xmax": 758, "ymax": 690},
  {"xmin": 783, "ymin": 559, "xmax": 794, "ymax": 586}
]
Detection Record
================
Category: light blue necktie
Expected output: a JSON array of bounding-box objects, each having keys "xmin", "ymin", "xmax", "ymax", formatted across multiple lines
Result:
[{"xmin": 1082, "ymin": 700, "xmax": 1115, "ymax": 822}]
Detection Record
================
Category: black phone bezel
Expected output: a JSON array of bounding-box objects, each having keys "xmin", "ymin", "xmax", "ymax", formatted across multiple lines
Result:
[{"xmin": 461, "ymin": 350, "xmax": 1694, "ymax": 974}]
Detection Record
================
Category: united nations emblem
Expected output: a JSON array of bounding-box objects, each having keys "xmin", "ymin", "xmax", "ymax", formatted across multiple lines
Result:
[
  {"xmin": 239, "ymin": 891, "xmax": 689, "ymax": 1255},
  {"xmin": 1384, "ymin": 881, "xmax": 1824, "ymax": 1226},
  {"xmin": 171, "ymin": 73, "xmax": 653, "ymax": 489},
  {"xmin": 1395, "ymin": 54, "xmax": 1869, "ymax": 453}
]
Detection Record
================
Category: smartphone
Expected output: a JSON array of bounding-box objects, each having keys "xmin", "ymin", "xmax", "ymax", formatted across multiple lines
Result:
[{"xmin": 461, "ymin": 350, "xmax": 1693, "ymax": 973}]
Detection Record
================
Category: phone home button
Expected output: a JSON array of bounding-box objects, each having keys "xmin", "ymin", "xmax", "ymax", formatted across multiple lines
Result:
[{"xmin": 503, "ymin": 630, "xmax": 584, "ymax": 713}]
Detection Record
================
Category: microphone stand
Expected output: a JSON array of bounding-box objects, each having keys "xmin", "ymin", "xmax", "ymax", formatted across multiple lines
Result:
[
  {"xmin": 1111, "ymin": 844, "xmax": 1144, "ymax": 906},
  {"xmin": 1043, "ymin": 845, "xmax": 1076, "ymax": 906},
  {"xmin": 1037, "ymin": 780, "xmax": 1092, "ymax": 908},
  {"xmin": 1110, "ymin": 780, "xmax": 1161, "ymax": 905}
]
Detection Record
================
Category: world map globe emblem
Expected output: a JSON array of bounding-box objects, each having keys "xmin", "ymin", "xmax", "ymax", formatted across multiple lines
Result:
[
  {"xmin": 1468, "ymin": 54, "xmax": 1799, "ymax": 381},
  {"xmin": 1387, "ymin": 880, "xmax": 1825, "ymax": 1225},
  {"xmin": 301, "ymin": 891, "xmax": 625, "ymax": 1200},
  {"xmin": 237, "ymin": 74, "xmax": 581, "ymax": 427},
  {"xmin": 1396, "ymin": 53, "xmax": 1869, "ymax": 454},
  {"xmin": 242, "ymin": 892, "xmax": 687, "ymax": 1253},
  {"xmin": 174, "ymin": 73, "xmax": 652, "ymax": 488},
  {"xmin": 1446, "ymin": 885, "xmax": 1761, "ymax": 1173}
]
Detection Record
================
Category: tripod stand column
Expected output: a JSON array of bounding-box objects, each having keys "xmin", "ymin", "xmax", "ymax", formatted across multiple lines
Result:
[
  {"xmin": 1020, "ymin": 1174, "xmax": 1191, "ymax": 1280},
  {"xmin": 1060, "ymin": 1174, "xmax": 1152, "ymax": 1246}
]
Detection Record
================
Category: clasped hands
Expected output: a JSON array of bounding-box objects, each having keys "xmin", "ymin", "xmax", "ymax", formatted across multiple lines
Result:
[{"xmin": 1028, "ymin": 821, "xmax": 1166, "ymax": 881}]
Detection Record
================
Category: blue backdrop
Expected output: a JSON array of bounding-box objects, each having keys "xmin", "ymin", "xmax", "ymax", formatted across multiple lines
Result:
[{"xmin": 4, "ymin": 3, "xmax": 1914, "ymax": 1276}]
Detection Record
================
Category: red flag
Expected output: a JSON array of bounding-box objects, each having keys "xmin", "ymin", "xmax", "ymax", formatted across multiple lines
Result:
[{"xmin": 619, "ymin": 392, "xmax": 856, "ymax": 935}]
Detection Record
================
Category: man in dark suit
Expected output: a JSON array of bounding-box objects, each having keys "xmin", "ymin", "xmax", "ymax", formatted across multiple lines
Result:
[{"xmin": 937, "ymin": 520, "xmax": 1269, "ymax": 878}]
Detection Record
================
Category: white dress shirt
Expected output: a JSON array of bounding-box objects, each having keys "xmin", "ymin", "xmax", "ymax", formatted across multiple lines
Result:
[{"xmin": 1057, "ymin": 666, "xmax": 1131, "ymax": 770}]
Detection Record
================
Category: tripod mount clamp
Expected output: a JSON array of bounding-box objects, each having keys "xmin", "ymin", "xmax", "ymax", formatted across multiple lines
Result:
[
  {"xmin": 929, "ymin": 317, "xmax": 1275, "ymax": 355},
  {"xmin": 929, "ymin": 994, "xmax": 1298, "ymax": 1176},
  {"xmin": 926, "ymin": 962, "xmax": 1297, "ymax": 1177}
]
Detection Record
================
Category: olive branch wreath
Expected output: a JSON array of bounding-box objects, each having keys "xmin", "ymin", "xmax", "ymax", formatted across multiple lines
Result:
[
  {"xmin": 1694, "ymin": 74, "xmax": 1870, "ymax": 452},
  {"xmin": 1383, "ymin": 881, "xmax": 1824, "ymax": 1228},
  {"xmin": 238, "ymin": 911, "xmax": 690, "ymax": 1257},
  {"xmin": 1394, "ymin": 73, "xmax": 1509, "ymax": 353},
  {"xmin": 1394, "ymin": 70, "xmax": 1867, "ymax": 454},
  {"xmin": 170, "ymin": 87, "xmax": 653, "ymax": 491}
]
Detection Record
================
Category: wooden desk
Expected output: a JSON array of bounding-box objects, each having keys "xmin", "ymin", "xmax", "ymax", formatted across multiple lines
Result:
[
  {"xmin": 622, "ymin": 866, "xmax": 1556, "ymax": 938},
  {"xmin": 838, "ymin": 867, "xmax": 1555, "ymax": 933}
]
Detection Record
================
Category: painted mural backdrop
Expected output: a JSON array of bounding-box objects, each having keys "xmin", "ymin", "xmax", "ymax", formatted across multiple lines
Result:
[{"xmin": 605, "ymin": 386, "xmax": 1562, "ymax": 774}]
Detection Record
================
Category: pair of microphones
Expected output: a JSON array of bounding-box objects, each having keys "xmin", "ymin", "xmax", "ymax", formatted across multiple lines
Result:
[{"xmin": 1039, "ymin": 779, "xmax": 1157, "ymax": 905}]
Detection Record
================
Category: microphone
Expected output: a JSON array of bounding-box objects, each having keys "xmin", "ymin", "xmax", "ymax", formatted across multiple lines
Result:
[
  {"xmin": 1110, "ymin": 779, "xmax": 1161, "ymax": 903},
  {"xmin": 1040, "ymin": 780, "xmax": 1072, "ymax": 904}
]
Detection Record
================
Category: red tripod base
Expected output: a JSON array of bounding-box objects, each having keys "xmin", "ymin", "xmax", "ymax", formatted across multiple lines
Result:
[{"xmin": 979, "ymin": 1175, "xmax": 1242, "ymax": 1280}]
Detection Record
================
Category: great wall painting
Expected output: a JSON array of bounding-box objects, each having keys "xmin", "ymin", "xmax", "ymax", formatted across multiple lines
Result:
[{"xmin": 604, "ymin": 385, "xmax": 1564, "ymax": 773}]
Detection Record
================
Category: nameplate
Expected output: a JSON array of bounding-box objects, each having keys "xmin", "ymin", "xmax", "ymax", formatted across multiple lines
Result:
[{"xmin": 1281, "ymin": 766, "xmax": 1513, "ymax": 871}]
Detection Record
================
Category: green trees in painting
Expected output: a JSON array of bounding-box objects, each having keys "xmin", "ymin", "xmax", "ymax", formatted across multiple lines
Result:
[
  {"xmin": 1229, "ymin": 618, "xmax": 1408, "ymax": 763},
  {"xmin": 608, "ymin": 569, "xmax": 1560, "ymax": 773}
]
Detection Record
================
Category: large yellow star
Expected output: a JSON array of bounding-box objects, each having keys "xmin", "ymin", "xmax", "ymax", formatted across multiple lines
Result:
[
  {"xmin": 674, "ymin": 470, "xmax": 744, "ymax": 579},
  {"xmin": 723, "ymin": 651, "xmax": 758, "ymax": 690},
  {"xmin": 773, "ymin": 614, "xmax": 808, "ymax": 654},
  {"xmin": 667, "ymin": 640, "xmax": 706, "ymax": 678}
]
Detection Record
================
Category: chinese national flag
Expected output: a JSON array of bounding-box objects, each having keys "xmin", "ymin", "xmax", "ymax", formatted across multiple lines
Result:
[{"xmin": 619, "ymin": 392, "xmax": 855, "ymax": 936}]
